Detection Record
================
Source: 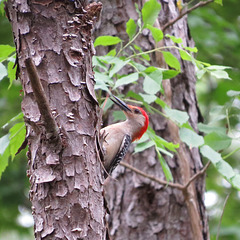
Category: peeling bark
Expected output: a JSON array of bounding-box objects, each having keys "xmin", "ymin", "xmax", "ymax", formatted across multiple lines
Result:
[
  {"xmin": 94, "ymin": 0, "xmax": 209, "ymax": 239},
  {"xmin": 7, "ymin": 1, "xmax": 105, "ymax": 239}
]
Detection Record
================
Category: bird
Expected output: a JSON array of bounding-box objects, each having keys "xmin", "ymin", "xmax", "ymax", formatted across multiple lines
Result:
[{"xmin": 100, "ymin": 95, "xmax": 149, "ymax": 178}]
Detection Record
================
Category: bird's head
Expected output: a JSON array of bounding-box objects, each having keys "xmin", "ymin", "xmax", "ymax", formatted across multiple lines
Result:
[{"xmin": 110, "ymin": 95, "xmax": 149, "ymax": 141}]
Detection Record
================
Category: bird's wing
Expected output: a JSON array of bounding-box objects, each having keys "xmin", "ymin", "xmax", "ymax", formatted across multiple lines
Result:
[{"xmin": 104, "ymin": 134, "xmax": 131, "ymax": 178}]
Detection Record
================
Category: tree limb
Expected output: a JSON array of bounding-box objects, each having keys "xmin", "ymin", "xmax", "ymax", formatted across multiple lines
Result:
[
  {"xmin": 162, "ymin": 0, "xmax": 214, "ymax": 32},
  {"xmin": 120, "ymin": 161, "xmax": 184, "ymax": 190},
  {"xmin": 183, "ymin": 161, "xmax": 211, "ymax": 189},
  {"xmin": 120, "ymin": 160, "xmax": 210, "ymax": 191},
  {"xmin": 25, "ymin": 58, "xmax": 61, "ymax": 144}
]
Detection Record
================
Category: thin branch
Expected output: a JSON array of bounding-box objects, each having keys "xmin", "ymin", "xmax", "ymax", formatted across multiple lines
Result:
[
  {"xmin": 120, "ymin": 161, "xmax": 184, "ymax": 190},
  {"xmin": 120, "ymin": 160, "xmax": 211, "ymax": 191},
  {"xmin": 25, "ymin": 58, "xmax": 61, "ymax": 144},
  {"xmin": 216, "ymin": 193, "xmax": 231, "ymax": 240},
  {"xmin": 183, "ymin": 161, "xmax": 211, "ymax": 189},
  {"xmin": 162, "ymin": 0, "xmax": 214, "ymax": 32},
  {"xmin": 223, "ymin": 147, "xmax": 240, "ymax": 160}
]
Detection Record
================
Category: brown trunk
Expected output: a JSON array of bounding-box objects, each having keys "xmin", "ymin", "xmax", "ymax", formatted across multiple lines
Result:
[
  {"xmin": 6, "ymin": 1, "xmax": 105, "ymax": 239},
  {"xmin": 94, "ymin": 0, "xmax": 209, "ymax": 239}
]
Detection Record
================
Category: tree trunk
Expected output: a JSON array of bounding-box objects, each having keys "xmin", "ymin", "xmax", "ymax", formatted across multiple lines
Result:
[
  {"xmin": 94, "ymin": 0, "xmax": 209, "ymax": 239},
  {"xmin": 6, "ymin": 1, "xmax": 105, "ymax": 239}
]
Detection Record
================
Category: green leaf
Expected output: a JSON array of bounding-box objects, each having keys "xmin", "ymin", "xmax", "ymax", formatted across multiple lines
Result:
[
  {"xmin": 94, "ymin": 71, "xmax": 113, "ymax": 84},
  {"xmin": 139, "ymin": 93, "xmax": 156, "ymax": 104},
  {"xmin": 2, "ymin": 112, "xmax": 24, "ymax": 129},
  {"xmin": 133, "ymin": 44, "xmax": 150, "ymax": 61},
  {"xmin": 94, "ymin": 36, "xmax": 122, "ymax": 47},
  {"xmin": 0, "ymin": 44, "xmax": 15, "ymax": 62},
  {"xmin": 101, "ymin": 98, "xmax": 113, "ymax": 112},
  {"xmin": 198, "ymin": 123, "xmax": 226, "ymax": 135},
  {"xmin": 0, "ymin": 122, "xmax": 26, "ymax": 179},
  {"xmin": 134, "ymin": 140, "xmax": 155, "ymax": 154},
  {"xmin": 126, "ymin": 18, "xmax": 137, "ymax": 40},
  {"xmin": 146, "ymin": 24, "xmax": 163, "ymax": 42},
  {"xmin": 204, "ymin": 132, "xmax": 232, "ymax": 151},
  {"xmin": 183, "ymin": 46, "xmax": 198, "ymax": 53},
  {"xmin": 162, "ymin": 51, "xmax": 181, "ymax": 71},
  {"xmin": 0, "ymin": 145, "xmax": 10, "ymax": 179},
  {"xmin": 227, "ymin": 90, "xmax": 240, "ymax": 97},
  {"xmin": 230, "ymin": 175, "xmax": 240, "ymax": 190},
  {"xmin": 107, "ymin": 49, "xmax": 116, "ymax": 56},
  {"xmin": 207, "ymin": 65, "xmax": 231, "ymax": 70},
  {"xmin": 143, "ymin": 75, "xmax": 161, "ymax": 95},
  {"xmin": 147, "ymin": 127, "xmax": 179, "ymax": 152},
  {"xmin": 156, "ymin": 147, "xmax": 173, "ymax": 181},
  {"xmin": 148, "ymin": 68, "xmax": 163, "ymax": 84},
  {"xmin": 130, "ymin": 61, "xmax": 146, "ymax": 72},
  {"xmin": 112, "ymin": 110, "xmax": 126, "ymax": 122},
  {"xmin": 165, "ymin": 34, "xmax": 182, "ymax": 44},
  {"xmin": 179, "ymin": 49, "xmax": 192, "ymax": 61},
  {"xmin": 157, "ymin": 146, "xmax": 173, "ymax": 158},
  {"xmin": 214, "ymin": 0, "xmax": 222, "ymax": 5},
  {"xmin": 0, "ymin": 0, "xmax": 8, "ymax": 15},
  {"xmin": 162, "ymin": 69, "xmax": 179, "ymax": 79},
  {"xmin": 181, "ymin": 122, "xmax": 194, "ymax": 131},
  {"xmin": 164, "ymin": 107, "xmax": 189, "ymax": 125},
  {"xmin": 210, "ymin": 70, "xmax": 231, "ymax": 80},
  {"xmin": 216, "ymin": 160, "xmax": 235, "ymax": 180},
  {"xmin": 155, "ymin": 97, "xmax": 167, "ymax": 108},
  {"xmin": 200, "ymin": 145, "xmax": 222, "ymax": 165},
  {"xmin": 94, "ymin": 77, "xmax": 110, "ymax": 93},
  {"xmin": 135, "ymin": 3, "xmax": 142, "ymax": 19},
  {"xmin": 144, "ymin": 66, "xmax": 157, "ymax": 73},
  {"xmin": 7, "ymin": 60, "xmax": 17, "ymax": 88},
  {"xmin": 142, "ymin": 0, "xmax": 161, "ymax": 27},
  {"xmin": 109, "ymin": 58, "xmax": 130, "ymax": 77},
  {"xmin": 9, "ymin": 122, "xmax": 26, "ymax": 159},
  {"xmin": 200, "ymin": 145, "xmax": 240, "ymax": 190},
  {"xmin": 0, "ymin": 62, "xmax": 7, "ymax": 81},
  {"xmin": 179, "ymin": 128, "xmax": 204, "ymax": 148},
  {"xmin": 136, "ymin": 133, "xmax": 149, "ymax": 144},
  {"xmin": 196, "ymin": 69, "xmax": 206, "ymax": 79},
  {"xmin": 94, "ymin": 71, "xmax": 112, "ymax": 93},
  {"xmin": 126, "ymin": 91, "xmax": 144, "ymax": 102},
  {"xmin": 114, "ymin": 72, "xmax": 139, "ymax": 89},
  {"xmin": 0, "ymin": 134, "xmax": 10, "ymax": 155}
]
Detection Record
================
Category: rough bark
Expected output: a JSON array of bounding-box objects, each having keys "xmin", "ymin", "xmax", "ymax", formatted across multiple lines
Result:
[
  {"xmin": 7, "ymin": 1, "xmax": 105, "ymax": 239},
  {"xmin": 94, "ymin": 0, "xmax": 209, "ymax": 239}
]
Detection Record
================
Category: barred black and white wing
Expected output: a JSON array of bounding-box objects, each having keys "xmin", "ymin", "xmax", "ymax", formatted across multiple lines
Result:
[{"xmin": 104, "ymin": 134, "xmax": 131, "ymax": 178}]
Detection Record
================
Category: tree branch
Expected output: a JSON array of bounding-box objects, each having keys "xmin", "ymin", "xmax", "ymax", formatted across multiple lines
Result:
[
  {"xmin": 162, "ymin": 0, "xmax": 214, "ymax": 32},
  {"xmin": 183, "ymin": 161, "xmax": 211, "ymax": 189},
  {"xmin": 216, "ymin": 193, "xmax": 231, "ymax": 240},
  {"xmin": 25, "ymin": 58, "xmax": 61, "ymax": 144},
  {"xmin": 120, "ymin": 161, "xmax": 184, "ymax": 190},
  {"xmin": 120, "ymin": 160, "xmax": 210, "ymax": 191}
]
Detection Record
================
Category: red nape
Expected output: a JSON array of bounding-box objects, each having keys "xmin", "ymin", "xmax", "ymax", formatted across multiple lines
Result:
[{"xmin": 132, "ymin": 107, "xmax": 149, "ymax": 142}]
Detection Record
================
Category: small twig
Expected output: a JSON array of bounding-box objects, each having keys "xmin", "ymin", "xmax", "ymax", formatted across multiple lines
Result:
[
  {"xmin": 162, "ymin": 0, "xmax": 214, "ymax": 32},
  {"xmin": 183, "ymin": 161, "xmax": 211, "ymax": 189},
  {"xmin": 120, "ymin": 161, "xmax": 184, "ymax": 190},
  {"xmin": 25, "ymin": 58, "xmax": 60, "ymax": 144},
  {"xmin": 216, "ymin": 193, "xmax": 231, "ymax": 240},
  {"xmin": 120, "ymin": 160, "xmax": 210, "ymax": 191}
]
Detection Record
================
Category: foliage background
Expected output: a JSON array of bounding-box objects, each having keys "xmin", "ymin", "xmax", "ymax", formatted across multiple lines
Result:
[{"xmin": 0, "ymin": 0, "xmax": 239, "ymax": 239}]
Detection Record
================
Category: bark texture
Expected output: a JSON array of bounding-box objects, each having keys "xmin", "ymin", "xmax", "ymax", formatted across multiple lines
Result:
[
  {"xmin": 94, "ymin": 0, "xmax": 209, "ymax": 239},
  {"xmin": 7, "ymin": 1, "xmax": 105, "ymax": 239}
]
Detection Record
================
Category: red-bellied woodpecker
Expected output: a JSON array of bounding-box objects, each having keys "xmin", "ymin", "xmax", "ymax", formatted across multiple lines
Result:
[{"xmin": 101, "ymin": 95, "xmax": 149, "ymax": 178}]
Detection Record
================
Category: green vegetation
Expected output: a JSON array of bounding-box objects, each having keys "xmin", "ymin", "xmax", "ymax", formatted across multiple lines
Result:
[{"xmin": 0, "ymin": 0, "xmax": 239, "ymax": 239}]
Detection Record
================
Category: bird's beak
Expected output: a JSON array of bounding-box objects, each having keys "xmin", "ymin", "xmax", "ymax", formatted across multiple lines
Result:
[{"xmin": 110, "ymin": 95, "xmax": 132, "ymax": 112}]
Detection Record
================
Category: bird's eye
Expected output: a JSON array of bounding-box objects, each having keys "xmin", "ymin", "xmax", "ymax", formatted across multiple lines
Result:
[{"xmin": 134, "ymin": 108, "xmax": 141, "ymax": 114}]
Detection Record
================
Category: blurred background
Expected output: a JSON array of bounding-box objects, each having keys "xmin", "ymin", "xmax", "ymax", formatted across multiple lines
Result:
[{"xmin": 0, "ymin": 0, "xmax": 239, "ymax": 239}]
